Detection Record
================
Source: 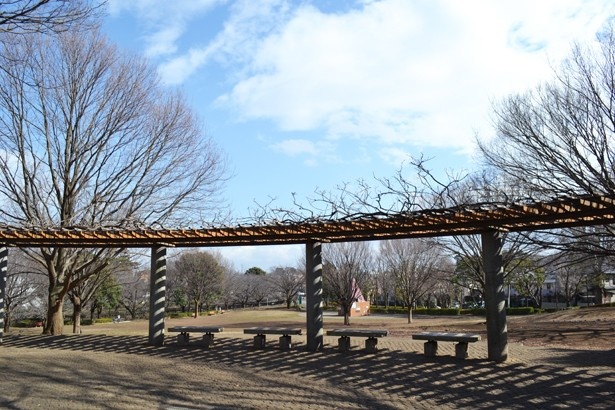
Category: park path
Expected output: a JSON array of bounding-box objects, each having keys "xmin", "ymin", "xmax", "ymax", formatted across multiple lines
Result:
[{"xmin": 1, "ymin": 331, "xmax": 613, "ymax": 409}]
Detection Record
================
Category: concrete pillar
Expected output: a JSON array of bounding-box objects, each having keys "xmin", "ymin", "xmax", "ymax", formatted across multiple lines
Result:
[
  {"xmin": 337, "ymin": 336, "xmax": 351, "ymax": 352},
  {"xmin": 203, "ymin": 334, "xmax": 215, "ymax": 349},
  {"xmin": 424, "ymin": 341, "xmax": 438, "ymax": 357},
  {"xmin": 482, "ymin": 230, "xmax": 508, "ymax": 362},
  {"xmin": 149, "ymin": 246, "xmax": 166, "ymax": 346},
  {"xmin": 365, "ymin": 337, "xmax": 378, "ymax": 353},
  {"xmin": 177, "ymin": 333, "xmax": 189, "ymax": 346},
  {"xmin": 279, "ymin": 335, "xmax": 292, "ymax": 350},
  {"xmin": 0, "ymin": 246, "xmax": 6, "ymax": 344},
  {"xmin": 455, "ymin": 342, "xmax": 469, "ymax": 359},
  {"xmin": 253, "ymin": 334, "xmax": 266, "ymax": 349},
  {"xmin": 306, "ymin": 241, "xmax": 324, "ymax": 351}
]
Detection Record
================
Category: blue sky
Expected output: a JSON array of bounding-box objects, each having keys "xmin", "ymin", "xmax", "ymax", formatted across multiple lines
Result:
[{"xmin": 103, "ymin": 0, "xmax": 614, "ymax": 272}]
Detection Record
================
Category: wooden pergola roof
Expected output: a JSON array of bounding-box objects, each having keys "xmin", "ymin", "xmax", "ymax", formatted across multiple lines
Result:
[{"xmin": 0, "ymin": 194, "xmax": 613, "ymax": 248}]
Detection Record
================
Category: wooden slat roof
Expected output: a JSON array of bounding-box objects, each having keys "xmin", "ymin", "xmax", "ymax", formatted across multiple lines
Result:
[{"xmin": 0, "ymin": 194, "xmax": 613, "ymax": 248}]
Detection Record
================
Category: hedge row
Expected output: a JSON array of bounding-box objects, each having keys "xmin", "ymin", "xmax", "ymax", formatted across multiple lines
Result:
[{"xmin": 370, "ymin": 306, "xmax": 535, "ymax": 316}]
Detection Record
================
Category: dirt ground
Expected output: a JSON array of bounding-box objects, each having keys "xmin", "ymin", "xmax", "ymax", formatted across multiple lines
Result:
[{"xmin": 1, "ymin": 307, "xmax": 614, "ymax": 409}]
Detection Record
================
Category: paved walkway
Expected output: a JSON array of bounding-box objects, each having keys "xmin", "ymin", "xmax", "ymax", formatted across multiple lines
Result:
[{"xmin": 1, "ymin": 332, "xmax": 613, "ymax": 409}]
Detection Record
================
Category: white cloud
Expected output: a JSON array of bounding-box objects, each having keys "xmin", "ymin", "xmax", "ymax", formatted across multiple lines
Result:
[
  {"xmin": 271, "ymin": 139, "xmax": 317, "ymax": 156},
  {"xmin": 107, "ymin": 0, "xmax": 224, "ymax": 58},
  {"xmin": 215, "ymin": 0, "xmax": 614, "ymax": 153},
  {"xmin": 378, "ymin": 147, "xmax": 412, "ymax": 166},
  {"xmin": 113, "ymin": 0, "xmax": 615, "ymax": 159}
]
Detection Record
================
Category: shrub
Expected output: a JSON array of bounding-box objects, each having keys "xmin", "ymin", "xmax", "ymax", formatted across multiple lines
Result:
[
  {"xmin": 414, "ymin": 307, "xmax": 461, "ymax": 316},
  {"xmin": 167, "ymin": 312, "xmax": 193, "ymax": 318},
  {"xmin": 14, "ymin": 319, "xmax": 39, "ymax": 328},
  {"xmin": 506, "ymin": 307, "xmax": 534, "ymax": 315},
  {"xmin": 370, "ymin": 306, "xmax": 406, "ymax": 315}
]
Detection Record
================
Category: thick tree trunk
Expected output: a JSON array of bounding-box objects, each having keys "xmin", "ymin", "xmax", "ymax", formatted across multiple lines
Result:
[
  {"xmin": 407, "ymin": 307, "xmax": 413, "ymax": 324},
  {"xmin": 45, "ymin": 295, "xmax": 64, "ymax": 335},
  {"xmin": 72, "ymin": 297, "xmax": 82, "ymax": 334}
]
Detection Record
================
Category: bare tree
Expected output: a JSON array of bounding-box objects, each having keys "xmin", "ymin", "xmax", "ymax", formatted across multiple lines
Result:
[
  {"xmin": 118, "ymin": 266, "xmax": 149, "ymax": 320},
  {"xmin": 380, "ymin": 238, "xmax": 447, "ymax": 323},
  {"xmin": 479, "ymin": 24, "xmax": 615, "ymax": 256},
  {"xmin": 372, "ymin": 258, "xmax": 396, "ymax": 308},
  {"xmin": 68, "ymin": 252, "xmax": 134, "ymax": 332},
  {"xmin": 4, "ymin": 249, "xmax": 45, "ymax": 331},
  {"xmin": 268, "ymin": 266, "xmax": 303, "ymax": 309},
  {"xmin": 0, "ymin": 0, "xmax": 102, "ymax": 35},
  {"xmin": 170, "ymin": 251, "xmax": 226, "ymax": 318},
  {"xmin": 0, "ymin": 28, "xmax": 228, "ymax": 334},
  {"xmin": 481, "ymin": 25, "xmax": 615, "ymax": 198},
  {"xmin": 250, "ymin": 275, "xmax": 272, "ymax": 307},
  {"xmin": 552, "ymin": 255, "xmax": 587, "ymax": 307},
  {"xmin": 323, "ymin": 242, "xmax": 372, "ymax": 325}
]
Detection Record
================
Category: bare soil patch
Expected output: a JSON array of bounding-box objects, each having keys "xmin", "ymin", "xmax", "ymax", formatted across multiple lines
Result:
[
  {"xmin": 27, "ymin": 306, "xmax": 612, "ymax": 350},
  {"xmin": 3, "ymin": 307, "xmax": 614, "ymax": 409}
]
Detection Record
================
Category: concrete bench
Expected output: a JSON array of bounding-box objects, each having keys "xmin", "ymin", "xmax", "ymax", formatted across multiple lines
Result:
[
  {"xmin": 243, "ymin": 327, "xmax": 302, "ymax": 350},
  {"xmin": 326, "ymin": 329, "xmax": 388, "ymax": 353},
  {"xmin": 412, "ymin": 332, "xmax": 481, "ymax": 359},
  {"xmin": 168, "ymin": 326, "xmax": 224, "ymax": 348}
]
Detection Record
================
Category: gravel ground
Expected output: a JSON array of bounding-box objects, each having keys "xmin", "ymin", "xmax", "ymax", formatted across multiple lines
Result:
[{"xmin": 1, "ymin": 308, "xmax": 614, "ymax": 409}]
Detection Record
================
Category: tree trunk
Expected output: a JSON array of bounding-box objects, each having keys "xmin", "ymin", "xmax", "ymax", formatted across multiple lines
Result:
[
  {"xmin": 407, "ymin": 306, "xmax": 413, "ymax": 324},
  {"xmin": 193, "ymin": 298, "xmax": 199, "ymax": 318},
  {"xmin": 72, "ymin": 298, "xmax": 82, "ymax": 334},
  {"xmin": 341, "ymin": 302, "xmax": 351, "ymax": 325},
  {"xmin": 286, "ymin": 298, "xmax": 292, "ymax": 309},
  {"xmin": 44, "ymin": 295, "xmax": 64, "ymax": 335},
  {"xmin": 3, "ymin": 309, "xmax": 10, "ymax": 333}
]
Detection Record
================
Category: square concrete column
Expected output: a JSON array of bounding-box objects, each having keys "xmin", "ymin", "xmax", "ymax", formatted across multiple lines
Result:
[
  {"xmin": 306, "ymin": 241, "xmax": 324, "ymax": 351},
  {"xmin": 455, "ymin": 342, "xmax": 469, "ymax": 359},
  {"xmin": 482, "ymin": 230, "xmax": 508, "ymax": 362},
  {"xmin": 253, "ymin": 334, "xmax": 266, "ymax": 349},
  {"xmin": 0, "ymin": 246, "xmax": 7, "ymax": 344},
  {"xmin": 279, "ymin": 335, "xmax": 292, "ymax": 350},
  {"xmin": 177, "ymin": 333, "xmax": 190, "ymax": 346},
  {"xmin": 337, "ymin": 336, "xmax": 351, "ymax": 352},
  {"xmin": 365, "ymin": 337, "xmax": 378, "ymax": 353},
  {"xmin": 203, "ymin": 334, "xmax": 215, "ymax": 349},
  {"xmin": 424, "ymin": 341, "xmax": 438, "ymax": 357},
  {"xmin": 149, "ymin": 246, "xmax": 167, "ymax": 346}
]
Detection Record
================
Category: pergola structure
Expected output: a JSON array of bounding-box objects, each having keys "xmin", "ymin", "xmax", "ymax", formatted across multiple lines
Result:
[{"xmin": 0, "ymin": 193, "xmax": 614, "ymax": 361}]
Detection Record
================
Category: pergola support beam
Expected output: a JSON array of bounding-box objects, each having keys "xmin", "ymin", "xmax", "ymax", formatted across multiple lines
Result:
[
  {"xmin": 482, "ymin": 230, "xmax": 508, "ymax": 362},
  {"xmin": 149, "ymin": 245, "xmax": 167, "ymax": 346},
  {"xmin": 306, "ymin": 241, "xmax": 324, "ymax": 351},
  {"xmin": 0, "ymin": 246, "xmax": 6, "ymax": 344}
]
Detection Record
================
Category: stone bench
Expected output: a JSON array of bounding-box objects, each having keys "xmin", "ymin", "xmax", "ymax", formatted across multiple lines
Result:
[
  {"xmin": 326, "ymin": 329, "xmax": 388, "ymax": 353},
  {"xmin": 412, "ymin": 332, "xmax": 481, "ymax": 359},
  {"xmin": 168, "ymin": 326, "xmax": 224, "ymax": 349},
  {"xmin": 243, "ymin": 327, "xmax": 302, "ymax": 350}
]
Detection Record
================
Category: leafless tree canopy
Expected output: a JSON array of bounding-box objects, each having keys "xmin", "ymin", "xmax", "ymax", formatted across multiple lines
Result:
[
  {"xmin": 480, "ymin": 25, "xmax": 615, "ymax": 198},
  {"xmin": 0, "ymin": 28, "xmax": 228, "ymax": 334},
  {"xmin": 0, "ymin": 0, "xmax": 102, "ymax": 34},
  {"xmin": 323, "ymin": 241, "xmax": 372, "ymax": 325},
  {"xmin": 268, "ymin": 266, "xmax": 303, "ymax": 309},
  {"xmin": 380, "ymin": 238, "xmax": 447, "ymax": 323},
  {"xmin": 0, "ymin": 29, "xmax": 227, "ymax": 229}
]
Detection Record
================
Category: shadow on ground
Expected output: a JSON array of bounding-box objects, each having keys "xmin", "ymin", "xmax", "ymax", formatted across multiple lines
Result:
[{"xmin": 3, "ymin": 333, "xmax": 615, "ymax": 409}]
